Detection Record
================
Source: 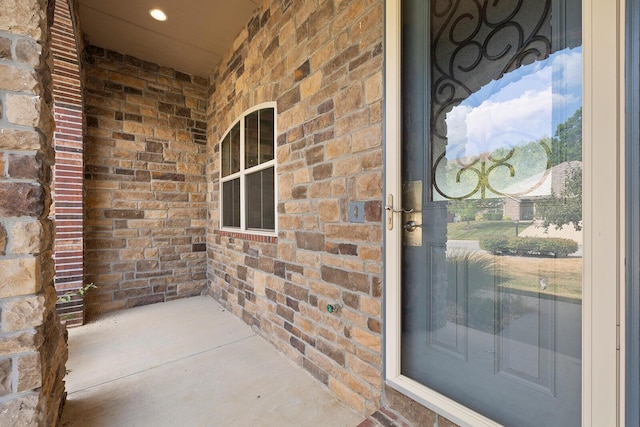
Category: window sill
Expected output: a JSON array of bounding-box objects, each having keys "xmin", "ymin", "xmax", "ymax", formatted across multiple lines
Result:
[{"xmin": 216, "ymin": 229, "xmax": 277, "ymax": 243}]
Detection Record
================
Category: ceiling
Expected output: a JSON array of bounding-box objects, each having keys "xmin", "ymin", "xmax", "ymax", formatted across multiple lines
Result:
[{"xmin": 78, "ymin": 0, "xmax": 262, "ymax": 78}]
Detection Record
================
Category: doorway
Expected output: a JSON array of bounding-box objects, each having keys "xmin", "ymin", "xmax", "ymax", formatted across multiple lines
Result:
[{"xmin": 384, "ymin": 0, "xmax": 621, "ymax": 425}]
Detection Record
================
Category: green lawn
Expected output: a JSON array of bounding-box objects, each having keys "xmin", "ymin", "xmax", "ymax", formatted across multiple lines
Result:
[
  {"xmin": 447, "ymin": 220, "xmax": 528, "ymax": 240},
  {"xmin": 447, "ymin": 252, "xmax": 582, "ymax": 300},
  {"xmin": 496, "ymin": 256, "xmax": 582, "ymax": 299}
]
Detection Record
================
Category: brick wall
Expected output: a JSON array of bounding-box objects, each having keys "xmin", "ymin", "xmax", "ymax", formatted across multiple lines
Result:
[
  {"xmin": 51, "ymin": 0, "xmax": 85, "ymax": 326},
  {"xmin": 83, "ymin": 47, "xmax": 208, "ymax": 317},
  {"xmin": 0, "ymin": 0, "xmax": 68, "ymax": 424},
  {"xmin": 207, "ymin": 0, "xmax": 384, "ymax": 414}
]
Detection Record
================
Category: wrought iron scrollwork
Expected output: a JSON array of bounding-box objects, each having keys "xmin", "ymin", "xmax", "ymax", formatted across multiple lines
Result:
[
  {"xmin": 432, "ymin": 139, "xmax": 552, "ymax": 200},
  {"xmin": 430, "ymin": 0, "xmax": 552, "ymax": 200}
]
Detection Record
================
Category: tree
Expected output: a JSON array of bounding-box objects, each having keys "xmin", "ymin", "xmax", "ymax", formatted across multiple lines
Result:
[
  {"xmin": 449, "ymin": 199, "xmax": 479, "ymax": 228},
  {"xmin": 551, "ymin": 108, "xmax": 582, "ymax": 167},
  {"xmin": 492, "ymin": 137, "xmax": 552, "ymax": 184},
  {"xmin": 536, "ymin": 166, "xmax": 582, "ymax": 231},
  {"xmin": 536, "ymin": 108, "xmax": 583, "ymax": 231},
  {"xmin": 449, "ymin": 199, "xmax": 502, "ymax": 227}
]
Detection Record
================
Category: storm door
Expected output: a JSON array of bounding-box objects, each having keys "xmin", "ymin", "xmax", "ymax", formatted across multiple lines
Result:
[{"xmin": 395, "ymin": 1, "xmax": 583, "ymax": 425}]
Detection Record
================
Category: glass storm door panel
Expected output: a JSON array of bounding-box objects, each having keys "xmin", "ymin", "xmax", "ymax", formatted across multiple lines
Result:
[{"xmin": 400, "ymin": 1, "xmax": 582, "ymax": 426}]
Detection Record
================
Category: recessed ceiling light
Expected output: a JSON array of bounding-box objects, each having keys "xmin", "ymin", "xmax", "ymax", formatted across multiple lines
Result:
[{"xmin": 149, "ymin": 8, "xmax": 167, "ymax": 21}]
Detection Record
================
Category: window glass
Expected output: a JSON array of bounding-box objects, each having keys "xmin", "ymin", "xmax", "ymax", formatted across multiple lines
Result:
[
  {"xmin": 222, "ymin": 178, "xmax": 240, "ymax": 228},
  {"xmin": 222, "ymin": 123, "xmax": 240, "ymax": 177},
  {"xmin": 259, "ymin": 108, "xmax": 275, "ymax": 164},
  {"xmin": 245, "ymin": 111, "xmax": 259, "ymax": 169},
  {"xmin": 245, "ymin": 109, "xmax": 275, "ymax": 169},
  {"xmin": 400, "ymin": 1, "xmax": 582, "ymax": 426},
  {"xmin": 246, "ymin": 167, "xmax": 275, "ymax": 230}
]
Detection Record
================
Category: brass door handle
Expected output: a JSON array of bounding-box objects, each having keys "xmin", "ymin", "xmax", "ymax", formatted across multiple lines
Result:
[{"xmin": 385, "ymin": 205, "xmax": 414, "ymax": 214}]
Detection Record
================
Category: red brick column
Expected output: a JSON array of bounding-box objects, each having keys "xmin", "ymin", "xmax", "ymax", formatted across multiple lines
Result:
[
  {"xmin": 0, "ymin": 0, "xmax": 68, "ymax": 424},
  {"xmin": 51, "ymin": 0, "xmax": 85, "ymax": 326}
]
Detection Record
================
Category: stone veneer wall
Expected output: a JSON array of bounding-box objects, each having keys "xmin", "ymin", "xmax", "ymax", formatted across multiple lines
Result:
[
  {"xmin": 0, "ymin": 0, "xmax": 68, "ymax": 425},
  {"xmin": 51, "ymin": 0, "xmax": 85, "ymax": 326},
  {"xmin": 83, "ymin": 47, "xmax": 208, "ymax": 317},
  {"xmin": 207, "ymin": 0, "xmax": 384, "ymax": 414}
]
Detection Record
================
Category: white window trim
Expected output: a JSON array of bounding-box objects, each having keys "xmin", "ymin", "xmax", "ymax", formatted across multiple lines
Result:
[
  {"xmin": 219, "ymin": 102, "xmax": 278, "ymax": 236},
  {"xmin": 383, "ymin": 1, "xmax": 623, "ymax": 425}
]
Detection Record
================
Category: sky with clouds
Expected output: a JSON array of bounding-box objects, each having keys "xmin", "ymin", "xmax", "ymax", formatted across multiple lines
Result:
[{"xmin": 444, "ymin": 46, "xmax": 582, "ymax": 159}]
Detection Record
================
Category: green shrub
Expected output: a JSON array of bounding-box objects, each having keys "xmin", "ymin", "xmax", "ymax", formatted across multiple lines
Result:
[
  {"xmin": 479, "ymin": 237, "xmax": 508, "ymax": 253},
  {"xmin": 479, "ymin": 236, "xmax": 578, "ymax": 257}
]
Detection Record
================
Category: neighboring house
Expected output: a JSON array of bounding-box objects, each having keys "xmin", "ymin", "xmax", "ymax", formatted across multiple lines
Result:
[
  {"xmin": 503, "ymin": 161, "xmax": 582, "ymax": 221},
  {"xmin": 0, "ymin": 1, "xmax": 636, "ymax": 426}
]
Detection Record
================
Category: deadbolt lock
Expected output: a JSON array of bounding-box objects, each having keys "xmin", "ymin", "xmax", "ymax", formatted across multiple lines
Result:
[{"xmin": 403, "ymin": 220, "xmax": 423, "ymax": 232}]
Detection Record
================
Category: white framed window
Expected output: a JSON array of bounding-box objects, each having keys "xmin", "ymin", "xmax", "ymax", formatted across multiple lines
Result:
[{"xmin": 220, "ymin": 103, "xmax": 277, "ymax": 234}]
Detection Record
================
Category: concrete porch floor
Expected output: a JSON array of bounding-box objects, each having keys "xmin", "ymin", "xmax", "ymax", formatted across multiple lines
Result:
[{"xmin": 60, "ymin": 296, "xmax": 365, "ymax": 426}]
